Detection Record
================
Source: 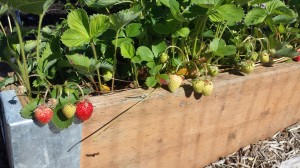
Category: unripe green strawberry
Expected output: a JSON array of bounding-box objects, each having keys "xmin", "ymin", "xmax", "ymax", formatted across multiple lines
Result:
[
  {"xmin": 168, "ymin": 74, "xmax": 183, "ymax": 93},
  {"xmin": 192, "ymin": 79, "xmax": 205, "ymax": 93},
  {"xmin": 102, "ymin": 69, "xmax": 113, "ymax": 82},
  {"xmin": 250, "ymin": 52, "xmax": 258, "ymax": 61},
  {"xmin": 34, "ymin": 104, "xmax": 53, "ymax": 124},
  {"xmin": 269, "ymin": 48, "xmax": 276, "ymax": 56},
  {"xmin": 208, "ymin": 65, "xmax": 219, "ymax": 77},
  {"xmin": 159, "ymin": 52, "xmax": 169, "ymax": 63},
  {"xmin": 62, "ymin": 104, "xmax": 76, "ymax": 118},
  {"xmin": 260, "ymin": 51, "xmax": 270, "ymax": 63},
  {"xmin": 240, "ymin": 60, "xmax": 255, "ymax": 74},
  {"xmin": 202, "ymin": 80, "xmax": 214, "ymax": 96}
]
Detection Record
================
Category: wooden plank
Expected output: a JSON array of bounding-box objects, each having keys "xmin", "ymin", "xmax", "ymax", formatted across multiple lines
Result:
[{"xmin": 80, "ymin": 62, "xmax": 300, "ymax": 168}]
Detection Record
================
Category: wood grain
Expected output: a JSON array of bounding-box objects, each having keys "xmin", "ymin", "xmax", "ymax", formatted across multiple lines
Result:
[{"xmin": 80, "ymin": 62, "xmax": 300, "ymax": 168}]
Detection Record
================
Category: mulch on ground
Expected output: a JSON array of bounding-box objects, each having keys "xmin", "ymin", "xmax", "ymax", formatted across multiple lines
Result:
[{"xmin": 206, "ymin": 122, "xmax": 300, "ymax": 168}]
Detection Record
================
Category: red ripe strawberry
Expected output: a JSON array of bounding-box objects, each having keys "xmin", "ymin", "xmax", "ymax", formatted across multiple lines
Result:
[
  {"xmin": 76, "ymin": 99, "xmax": 94, "ymax": 121},
  {"xmin": 294, "ymin": 56, "xmax": 300, "ymax": 62},
  {"xmin": 34, "ymin": 104, "xmax": 53, "ymax": 124}
]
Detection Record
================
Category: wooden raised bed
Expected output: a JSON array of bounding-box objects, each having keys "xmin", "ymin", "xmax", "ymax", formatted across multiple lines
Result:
[{"xmin": 80, "ymin": 62, "xmax": 300, "ymax": 168}]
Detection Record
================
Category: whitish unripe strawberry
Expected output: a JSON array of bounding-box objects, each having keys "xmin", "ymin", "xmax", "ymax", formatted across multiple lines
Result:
[
  {"xmin": 202, "ymin": 80, "xmax": 214, "ymax": 96},
  {"xmin": 250, "ymin": 52, "xmax": 258, "ymax": 61},
  {"xmin": 260, "ymin": 51, "xmax": 270, "ymax": 63},
  {"xmin": 168, "ymin": 74, "xmax": 183, "ymax": 93},
  {"xmin": 76, "ymin": 99, "xmax": 94, "ymax": 121},
  {"xmin": 208, "ymin": 65, "xmax": 219, "ymax": 77},
  {"xmin": 62, "ymin": 104, "xmax": 76, "ymax": 118},
  {"xmin": 240, "ymin": 60, "xmax": 255, "ymax": 74},
  {"xmin": 192, "ymin": 79, "xmax": 205, "ymax": 93},
  {"xmin": 102, "ymin": 69, "xmax": 113, "ymax": 82},
  {"xmin": 34, "ymin": 105, "xmax": 53, "ymax": 124},
  {"xmin": 159, "ymin": 52, "xmax": 169, "ymax": 63}
]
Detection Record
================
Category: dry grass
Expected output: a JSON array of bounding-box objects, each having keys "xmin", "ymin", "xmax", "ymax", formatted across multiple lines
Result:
[{"xmin": 206, "ymin": 122, "xmax": 300, "ymax": 168}]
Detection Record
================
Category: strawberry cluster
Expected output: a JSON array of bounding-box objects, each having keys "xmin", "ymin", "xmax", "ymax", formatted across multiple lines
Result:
[{"xmin": 34, "ymin": 99, "xmax": 94, "ymax": 124}]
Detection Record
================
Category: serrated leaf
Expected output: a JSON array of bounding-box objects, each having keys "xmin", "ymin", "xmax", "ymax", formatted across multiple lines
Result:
[
  {"xmin": 109, "ymin": 5, "xmax": 143, "ymax": 31},
  {"xmin": 0, "ymin": 0, "xmax": 54, "ymax": 15},
  {"xmin": 210, "ymin": 38, "xmax": 236, "ymax": 56},
  {"xmin": 89, "ymin": 14, "xmax": 110, "ymax": 39},
  {"xmin": 67, "ymin": 9, "xmax": 90, "ymax": 36},
  {"xmin": 0, "ymin": 76, "xmax": 14, "ymax": 90},
  {"xmin": 168, "ymin": 0, "xmax": 188, "ymax": 22},
  {"xmin": 192, "ymin": 0, "xmax": 224, "ymax": 9},
  {"xmin": 61, "ymin": 29, "xmax": 90, "ymax": 47},
  {"xmin": 145, "ymin": 76, "xmax": 157, "ymax": 87},
  {"xmin": 83, "ymin": 0, "xmax": 129, "ymax": 8},
  {"xmin": 212, "ymin": 4, "xmax": 244, "ymax": 23},
  {"xmin": 20, "ymin": 98, "xmax": 43, "ymax": 119},
  {"xmin": 24, "ymin": 40, "xmax": 37, "ymax": 52},
  {"xmin": 136, "ymin": 46, "xmax": 154, "ymax": 62},
  {"xmin": 67, "ymin": 54, "xmax": 100, "ymax": 74},
  {"xmin": 245, "ymin": 8, "xmax": 267, "ymax": 26},
  {"xmin": 146, "ymin": 62, "xmax": 156, "ymax": 68},
  {"xmin": 250, "ymin": 0, "xmax": 271, "ymax": 5},
  {"xmin": 153, "ymin": 23, "xmax": 173, "ymax": 35},
  {"xmin": 125, "ymin": 23, "xmax": 142, "ymax": 37},
  {"xmin": 173, "ymin": 27, "xmax": 190, "ymax": 37},
  {"xmin": 152, "ymin": 41, "xmax": 167, "ymax": 58},
  {"xmin": 215, "ymin": 45, "xmax": 236, "ymax": 56},
  {"xmin": 266, "ymin": 0, "xmax": 286, "ymax": 14},
  {"xmin": 120, "ymin": 42, "xmax": 135, "ymax": 59}
]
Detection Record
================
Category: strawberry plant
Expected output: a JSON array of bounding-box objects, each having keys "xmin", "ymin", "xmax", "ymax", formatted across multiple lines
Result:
[{"xmin": 0, "ymin": 0, "xmax": 299, "ymax": 129}]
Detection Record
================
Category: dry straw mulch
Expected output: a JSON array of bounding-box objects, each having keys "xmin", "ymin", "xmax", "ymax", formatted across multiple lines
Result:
[{"xmin": 206, "ymin": 122, "xmax": 300, "ymax": 168}]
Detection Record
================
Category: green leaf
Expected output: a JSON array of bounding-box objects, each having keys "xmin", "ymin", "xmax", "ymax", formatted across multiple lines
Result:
[
  {"xmin": 173, "ymin": 27, "xmax": 190, "ymax": 37},
  {"xmin": 146, "ymin": 62, "xmax": 156, "ymax": 68},
  {"xmin": 120, "ymin": 42, "xmax": 135, "ymax": 59},
  {"xmin": 153, "ymin": 23, "xmax": 173, "ymax": 35},
  {"xmin": 212, "ymin": 4, "xmax": 244, "ymax": 23},
  {"xmin": 83, "ymin": 0, "xmax": 129, "ymax": 8},
  {"xmin": 125, "ymin": 23, "xmax": 142, "ymax": 37},
  {"xmin": 112, "ymin": 37, "xmax": 133, "ymax": 47},
  {"xmin": 67, "ymin": 54, "xmax": 100, "ymax": 74},
  {"xmin": 145, "ymin": 76, "xmax": 157, "ymax": 88},
  {"xmin": 151, "ymin": 41, "xmax": 167, "ymax": 58},
  {"xmin": 266, "ymin": 0, "xmax": 286, "ymax": 14},
  {"xmin": 168, "ymin": 0, "xmax": 188, "ymax": 22},
  {"xmin": 24, "ymin": 40, "xmax": 37, "ymax": 53},
  {"xmin": 61, "ymin": 29, "xmax": 90, "ymax": 47},
  {"xmin": 250, "ymin": 0, "xmax": 271, "ymax": 5},
  {"xmin": 210, "ymin": 38, "xmax": 236, "ymax": 56},
  {"xmin": 0, "ymin": 0, "xmax": 54, "ymax": 15},
  {"xmin": 244, "ymin": 8, "xmax": 268, "ymax": 26},
  {"xmin": 20, "ymin": 98, "xmax": 43, "ymax": 119},
  {"xmin": 215, "ymin": 45, "xmax": 236, "ymax": 56},
  {"xmin": 109, "ymin": 5, "xmax": 143, "ymax": 31},
  {"xmin": 136, "ymin": 46, "xmax": 154, "ymax": 62},
  {"xmin": 67, "ymin": 9, "xmax": 90, "ymax": 37},
  {"xmin": 192, "ymin": 0, "xmax": 224, "ymax": 9},
  {"xmin": 89, "ymin": 14, "xmax": 110, "ymax": 39},
  {"xmin": 0, "ymin": 76, "xmax": 14, "ymax": 90}
]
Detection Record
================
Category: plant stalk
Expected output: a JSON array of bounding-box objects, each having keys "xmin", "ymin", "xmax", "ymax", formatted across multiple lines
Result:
[
  {"xmin": 112, "ymin": 29, "xmax": 120, "ymax": 92},
  {"xmin": 90, "ymin": 42, "xmax": 102, "ymax": 92},
  {"xmin": 10, "ymin": 10, "xmax": 32, "ymax": 98}
]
